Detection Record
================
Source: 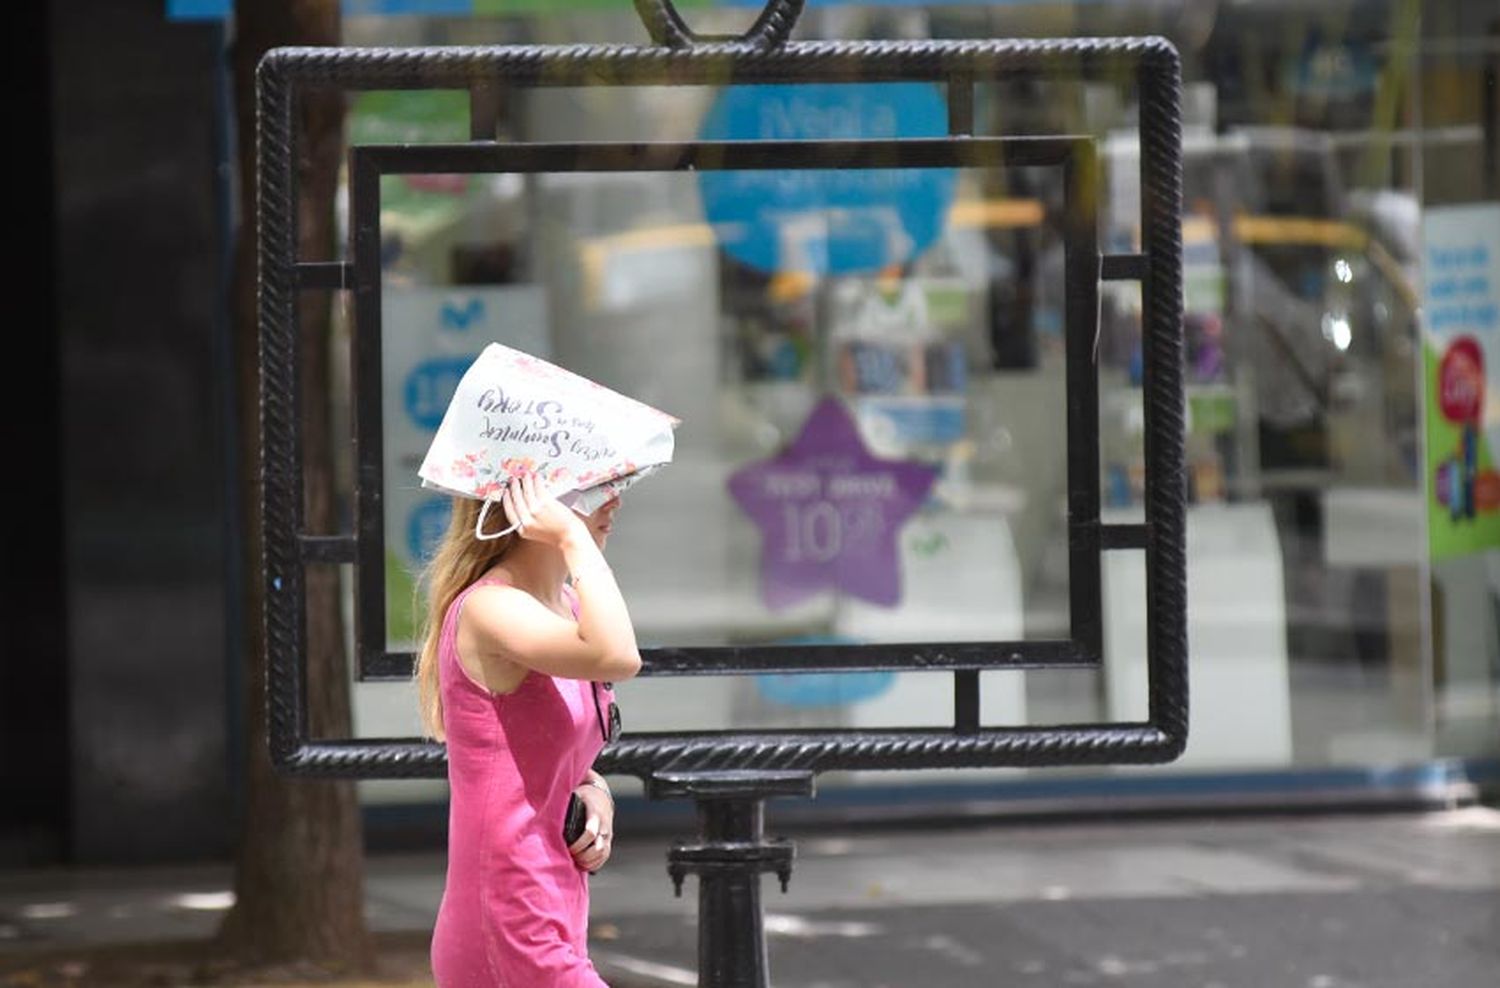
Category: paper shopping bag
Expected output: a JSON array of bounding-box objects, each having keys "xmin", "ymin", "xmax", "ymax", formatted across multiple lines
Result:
[{"xmin": 419, "ymin": 343, "xmax": 680, "ymax": 536}]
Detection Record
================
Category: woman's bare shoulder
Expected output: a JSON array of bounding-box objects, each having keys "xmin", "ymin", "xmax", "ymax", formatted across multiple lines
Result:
[{"xmin": 454, "ymin": 577, "xmax": 531, "ymax": 693}]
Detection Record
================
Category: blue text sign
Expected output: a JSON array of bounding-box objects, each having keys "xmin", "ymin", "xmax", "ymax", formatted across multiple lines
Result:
[{"xmin": 697, "ymin": 83, "xmax": 957, "ymax": 276}]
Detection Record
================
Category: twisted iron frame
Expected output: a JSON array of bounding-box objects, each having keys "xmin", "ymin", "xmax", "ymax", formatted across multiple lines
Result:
[{"xmin": 257, "ymin": 38, "xmax": 1186, "ymax": 780}]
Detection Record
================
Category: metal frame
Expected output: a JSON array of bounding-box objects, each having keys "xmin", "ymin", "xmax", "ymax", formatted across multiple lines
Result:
[
  {"xmin": 258, "ymin": 38, "xmax": 1186, "ymax": 779},
  {"xmin": 352, "ymin": 136, "xmax": 1102, "ymax": 688}
]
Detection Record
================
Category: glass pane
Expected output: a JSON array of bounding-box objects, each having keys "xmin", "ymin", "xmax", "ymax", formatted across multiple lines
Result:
[
  {"xmin": 371, "ymin": 154, "xmax": 1075, "ymax": 729},
  {"xmin": 339, "ymin": 1, "xmax": 1500, "ymax": 796}
]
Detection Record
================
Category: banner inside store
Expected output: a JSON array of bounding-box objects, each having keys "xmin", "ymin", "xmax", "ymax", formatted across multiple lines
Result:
[{"xmin": 1422, "ymin": 203, "xmax": 1500, "ymax": 561}]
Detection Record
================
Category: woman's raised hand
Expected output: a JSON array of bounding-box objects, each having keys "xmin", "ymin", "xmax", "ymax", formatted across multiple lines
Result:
[{"xmin": 501, "ymin": 470, "xmax": 585, "ymax": 548}]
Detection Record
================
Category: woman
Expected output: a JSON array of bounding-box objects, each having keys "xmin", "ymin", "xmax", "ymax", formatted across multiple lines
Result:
[{"xmin": 418, "ymin": 469, "xmax": 641, "ymax": 987}]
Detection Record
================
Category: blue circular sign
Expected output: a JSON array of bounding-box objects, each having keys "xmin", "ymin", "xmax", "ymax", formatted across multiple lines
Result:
[
  {"xmin": 698, "ymin": 83, "xmax": 957, "ymax": 276},
  {"xmin": 756, "ymin": 672, "xmax": 897, "ymax": 708},
  {"xmin": 754, "ymin": 634, "xmax": 896, "ymax": 708},
  {"xmin": 404, "ymin": 356, "xmax": 474, "ymax": 431},
  {"xmin": 407, "ymin": 497, "xmax": 452, "ymax": 562}
]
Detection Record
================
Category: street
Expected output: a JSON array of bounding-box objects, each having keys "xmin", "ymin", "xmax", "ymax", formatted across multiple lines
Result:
[{"xmin": 3, "ymin": 807, "xmax": 1496, "ymax": 987}]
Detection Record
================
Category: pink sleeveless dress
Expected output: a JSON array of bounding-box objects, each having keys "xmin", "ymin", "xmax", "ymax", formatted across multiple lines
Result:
[{"xmin": 430, "ymin": 578, "xmax": 614, "ymax": 987}]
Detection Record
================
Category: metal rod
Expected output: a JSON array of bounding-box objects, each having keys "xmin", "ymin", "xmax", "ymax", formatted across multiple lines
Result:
[
  {"xmin": 349, "ymin": 150, "xmax": 388, "ymax": 680},
  {"xmin": 947, "ymin": 71, "xmax": 975, "ymax": 136},
  {"xmin": 360, "ymin": 635, "xmax": 1100, "ymax": 681},
  {"xmin": 1137, "ymin": 52, "xmax": 1189, "ymax": 751},
  {"xmin": 954, "ymin": 669, "xmax": 981, "ymax": 733},
  {"xmin": 1063, "ymin": 141, "xmax": 1104, "ymax": 659},
  {"xmin": 267, "ymin": 721, "xmax": 1181, "ymax": 779},
  {"xmin": 359, "ymin": 135, "xmax": 1081, "ymax": 175},
  {"xmin": 469, "ymin": 83, "xmax": 501, "ymax": 141},
  {"xmin": 258, "ymin": 57, "xmax": 308, "ymax": 767},
  {"xmin": 951, "ymin": 70, "xmax": 988, "ymax": 743},
  {"xmin": 259, "ymin": 40, "xmax": 1178, "ymax": 93}
]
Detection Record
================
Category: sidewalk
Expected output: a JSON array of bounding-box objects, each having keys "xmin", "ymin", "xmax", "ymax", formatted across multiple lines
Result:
[{"xmin": 3, "ymin": 807, "xmax": 1497, "ymax": 987}]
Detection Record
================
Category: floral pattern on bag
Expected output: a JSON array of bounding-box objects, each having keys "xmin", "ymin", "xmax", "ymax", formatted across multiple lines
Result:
[{"xmin": 418, "ymin": 343, "xmax": 679, "ymax": 516}]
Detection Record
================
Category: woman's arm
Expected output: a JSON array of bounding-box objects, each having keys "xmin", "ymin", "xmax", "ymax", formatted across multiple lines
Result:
[
  {"xmin": 463, "ymin": 472, "xmax": 642, "ymax": 684},
  {"xmin": 556, "ymin": 527, "xmax": 640, "ymax": 678}
]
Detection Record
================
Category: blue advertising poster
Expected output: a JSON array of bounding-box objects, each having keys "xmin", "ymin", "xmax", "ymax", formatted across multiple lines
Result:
[{"xmin": 697, "ymin": 83, "xmax": 957, "ymax": 276}]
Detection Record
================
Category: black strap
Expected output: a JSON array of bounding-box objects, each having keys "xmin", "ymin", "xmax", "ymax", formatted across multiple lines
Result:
[{"xmin": 592, "ymin": 681, "xmax": 622, "ymax": 743}]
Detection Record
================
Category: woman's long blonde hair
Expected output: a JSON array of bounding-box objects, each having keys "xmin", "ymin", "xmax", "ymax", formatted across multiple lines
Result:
[{"xmin": 415, "ymin": 498, "xmax": 516, "ymax": 741}]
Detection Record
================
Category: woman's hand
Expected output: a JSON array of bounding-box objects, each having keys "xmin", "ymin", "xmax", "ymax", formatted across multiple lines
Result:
[
  {"xmin": 501, "ymin": 470, "xmax": 586, "ymax": 548},
  {"xmin": 567, "ymin": 780, "xmax": 615, "ymax": 874}
]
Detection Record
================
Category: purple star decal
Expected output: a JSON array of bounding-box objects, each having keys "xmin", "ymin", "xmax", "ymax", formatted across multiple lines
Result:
[{"xmin": 729, "ymin": 397, "xmax": 939, "ymax": 611}]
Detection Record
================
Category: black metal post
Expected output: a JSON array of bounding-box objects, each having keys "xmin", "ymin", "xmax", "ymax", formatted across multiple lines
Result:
[{"xmin": 650, "ymin": 770, "xmax": 815, "ymax": 988}]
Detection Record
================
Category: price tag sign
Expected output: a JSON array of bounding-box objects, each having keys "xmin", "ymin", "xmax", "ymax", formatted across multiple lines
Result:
[{"xmin": 729, "ymin": 397, "xmax": 939, "ymax": 610}]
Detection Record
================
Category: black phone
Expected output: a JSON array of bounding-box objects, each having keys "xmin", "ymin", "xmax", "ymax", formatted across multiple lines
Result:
[{"xmin": 563, "ymin": 792, "xmax": 587, "ymax": 845}]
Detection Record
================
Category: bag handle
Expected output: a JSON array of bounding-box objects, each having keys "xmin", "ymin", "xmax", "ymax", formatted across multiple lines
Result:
[
  {"xmin": 473, "ymin": 474, "xmax": 592, "ymax": 541},
  {"xmin": 475, "ymin": 494, "xmax": 519, "ymax": 541}
]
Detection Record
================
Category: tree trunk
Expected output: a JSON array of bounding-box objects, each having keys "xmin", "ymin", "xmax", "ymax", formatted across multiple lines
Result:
[{"xmin": 217, "ymin": 0, "xmax": 373, "ymax": 970}]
